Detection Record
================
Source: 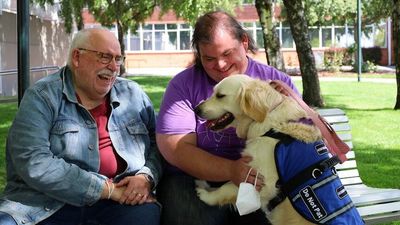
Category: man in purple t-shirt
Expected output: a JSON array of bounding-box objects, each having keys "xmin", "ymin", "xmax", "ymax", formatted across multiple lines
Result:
[{"xmin": 156, "ymin": 11, "xmax": 299, "ymax": 225}]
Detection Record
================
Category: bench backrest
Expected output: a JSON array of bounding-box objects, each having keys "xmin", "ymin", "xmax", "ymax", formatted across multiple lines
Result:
[{"xmin": 317, "ymin": 108, "xmax": 363, "ymax": 186}]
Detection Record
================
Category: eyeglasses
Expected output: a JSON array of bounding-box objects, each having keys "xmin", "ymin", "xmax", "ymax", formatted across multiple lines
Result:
[{"xmin": 78, "ymin": 48, "xmax": 125, "ymax": 66}]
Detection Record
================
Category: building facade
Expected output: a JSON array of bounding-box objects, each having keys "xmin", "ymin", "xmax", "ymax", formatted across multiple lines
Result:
[
  {"xmin": 0, "ymin": 2, "xmax": 395, "ymax": 98},
  {"xmin": 83, "ymin": 5, "xmax": 393, "ymax": 75},
  {"xmin": 0, "ymin": 0, "xmax": 72, "ymax": 97}
]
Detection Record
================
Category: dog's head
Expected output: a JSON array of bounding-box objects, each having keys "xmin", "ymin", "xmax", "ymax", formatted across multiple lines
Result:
[
  {"xmin": 194, "ymin": 74, "xmax": 286, "ymax": 135},
  {"xmin": 195, "ymin": 74, "xmax": 321, "ymax": 142}
]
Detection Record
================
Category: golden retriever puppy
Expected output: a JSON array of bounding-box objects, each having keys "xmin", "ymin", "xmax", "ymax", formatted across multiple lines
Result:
[{"xmin": 194, "ymin": 74, "xmax": 364, "ymax": 225}]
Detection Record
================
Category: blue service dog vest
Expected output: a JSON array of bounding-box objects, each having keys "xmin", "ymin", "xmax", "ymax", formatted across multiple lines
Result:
[{"xmin": 274, "ymin": 139, "xmax": 364, "ymax": 224}]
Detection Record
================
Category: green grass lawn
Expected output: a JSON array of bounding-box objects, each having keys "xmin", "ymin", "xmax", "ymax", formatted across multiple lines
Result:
[{"xmin": 0, "ymin": 75, "xmax": 399, "ymax": 224}]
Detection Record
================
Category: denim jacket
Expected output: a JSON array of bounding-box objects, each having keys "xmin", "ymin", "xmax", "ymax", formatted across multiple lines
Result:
[{"xmin": 0, "ymin": 66, "xmax": 163, "ymax": 225}]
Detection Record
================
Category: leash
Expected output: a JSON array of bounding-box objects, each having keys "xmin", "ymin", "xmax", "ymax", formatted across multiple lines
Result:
[{"xmin": 270, "ymin": 80, "xmax": 350, "ymax": 163}]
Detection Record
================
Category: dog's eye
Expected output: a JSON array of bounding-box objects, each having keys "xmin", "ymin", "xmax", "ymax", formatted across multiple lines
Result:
[{"xmin": 216, "ymin": 93, "xmax": 226, "ymax": 99}]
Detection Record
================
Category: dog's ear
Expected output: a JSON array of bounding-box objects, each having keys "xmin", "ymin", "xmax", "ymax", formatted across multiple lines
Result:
[{"xmin": 238, "ymin": 81, "xmax": 267, "ymax": 122}]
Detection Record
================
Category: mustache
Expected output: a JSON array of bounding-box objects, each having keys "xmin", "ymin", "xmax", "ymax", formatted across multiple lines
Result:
[{"xmin": 98, "ymin": 69, "xmax": 118, "ymax": 77}]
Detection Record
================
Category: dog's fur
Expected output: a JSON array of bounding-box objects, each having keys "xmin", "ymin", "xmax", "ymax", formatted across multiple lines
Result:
[{"xmin": 194, "ymin": 74, "xmax": 322, "ymax": 225}]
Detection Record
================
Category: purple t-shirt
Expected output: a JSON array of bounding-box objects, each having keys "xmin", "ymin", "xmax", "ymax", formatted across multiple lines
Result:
[{"xmin": 157, "ymin": 58, "xmax": 299, "ymax": 173}]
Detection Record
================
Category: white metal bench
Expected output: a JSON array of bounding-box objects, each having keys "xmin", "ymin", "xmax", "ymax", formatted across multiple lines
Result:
[{"xmin": 318, "ymin": 108, "xmax": 400, "ymax": 225}]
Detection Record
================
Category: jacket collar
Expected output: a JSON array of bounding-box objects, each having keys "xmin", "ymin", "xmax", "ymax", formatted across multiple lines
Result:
[{"xmin": 61, "ymin": 66, "xmax": 120, "ymax": 108}]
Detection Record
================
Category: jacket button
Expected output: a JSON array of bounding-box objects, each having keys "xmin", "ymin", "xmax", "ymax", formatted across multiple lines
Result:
[
  {"xmin": 88, "ymin": 145, "xmax": 94, "ymax": 150},
  {"xmin": 21, "ymin": 220, "xmax": 27, "ymax": 224},
  {"xmin": 85, "ymin": 120, "xmax": 92, "ymax": 125},
  {"xmin": 44, "ymin": 207, "xmax": 51, "ymax": 211}
]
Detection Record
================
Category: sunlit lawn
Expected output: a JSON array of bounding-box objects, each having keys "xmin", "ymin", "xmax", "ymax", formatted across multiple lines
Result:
[{"xmin": 0, "ymin": 75, "xmax": 399, "ymax": 224}]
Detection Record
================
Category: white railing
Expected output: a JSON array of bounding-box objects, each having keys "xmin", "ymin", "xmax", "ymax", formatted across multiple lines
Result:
[{"xmin": 0, "ymin": 65, "xmax": 60, "ymax": 101}]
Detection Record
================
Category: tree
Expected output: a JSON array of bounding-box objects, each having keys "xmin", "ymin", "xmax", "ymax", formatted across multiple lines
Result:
[
  {"xmin": 87, "ymin": 1, "xmax": 156, "ymax": 75},
  {"xmin": 158, "ymin": 0, "xmax": 241, "ymax": 25},
  {"xmin": 255, "ymin": 0, "xmax": 285, "ymax": 71},
  {"xmin": 31, "ymin": 0, "xmax": 157, "ymax": 76},
  {"xmin": 282, "ymin": 0, "xmax": 323, "ymax": 107},
  {"xmin": 33, "ymin": 0, "xmax": 242, "ymax": 75},
  {"xmin": 393, "ymin": 0, "xmax": 400, "ymax": 110},
  {"xmin": 32, "ymin": 0, "xmax": 87, "ymax": 33},
  {"xmin": 303, "ymin": 0, "xmax": 356, "ymax": 26}
]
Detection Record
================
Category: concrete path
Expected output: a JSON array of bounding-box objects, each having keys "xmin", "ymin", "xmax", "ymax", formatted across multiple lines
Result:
[
  {"xmin": 127, "ymin": 66, "xmax": 397, "ymax": 84},
  {"xmin": 292, "ymin": 76, "xmax": 396, "ymax": 84}
]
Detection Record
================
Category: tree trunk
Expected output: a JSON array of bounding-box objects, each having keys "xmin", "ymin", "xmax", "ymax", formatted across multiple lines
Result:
[
  {"xmin": 255, "ymin": 0, "xmax": 286, "ymax": 72},
  {"xmin": 117, "ymin": 21, "xmax": 127, "ymax": 77},
  {"xmin": 115, "ymin": 0, "xmax": 126, "ymax": 76},
  {"xmin": 393, "ymin": 0, "xmax": 400, "ymax": 110},
  {"xmin": 282, "ymin": 0, "xmax": 323, "ymax": 107}
]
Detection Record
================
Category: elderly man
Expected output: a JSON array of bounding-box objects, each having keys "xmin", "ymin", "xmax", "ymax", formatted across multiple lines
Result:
[{"xmin": 0, "ymin": 27, "xmax": 162, "ymax": 225}]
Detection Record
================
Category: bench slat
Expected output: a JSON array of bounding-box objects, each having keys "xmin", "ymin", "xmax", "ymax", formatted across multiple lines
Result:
[
  {"xmin": 345, "ymin": 150, "xmax": 355, "ymax": 159},
  {"xmin": 350, "ymin": 189, "xmax": 400, "ymax": 206},
  {"xmin": 357, "ymin": 201, "xmax": 400, "ymax": 224},
  {"xmin": 324, "ymin": 115, "xmax": 349, "ymax": 124},
  {"xmin": 317, "ymin": 108, "xmax": 346, "ymax": 116},
  {"xmin": 346, "ymin": 185, "xmax": 400, "ymax": 197},
  {"xmin": 331, "ymin": 123, "xmax": 351, "ymax": 132},
  {"xmin": 335, "ymin": 160, "xmax": 358, "ymax": 170},
  {"xmin": 339, "ymin": 177, "xmax": 364, "ymax": 186},
  {"xmin": 337, "ymin": 168, "xmax": 360, "ymax": 179},
  {"xmin": 338, "ymin": 133, "xmax": 352, "ymax": 141}
]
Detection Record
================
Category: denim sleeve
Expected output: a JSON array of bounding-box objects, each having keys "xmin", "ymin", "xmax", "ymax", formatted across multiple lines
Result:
[
  {"xmin": 7, "ymin": 88, "xmax": 105, "ymax": 206},
  {"xmin": 138, "ymin": 93, "xmax": 164, "ymax": 188}
]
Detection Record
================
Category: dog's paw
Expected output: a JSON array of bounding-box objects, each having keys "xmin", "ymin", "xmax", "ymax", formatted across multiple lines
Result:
[
  {"xmin": 195, "ymin": 180, "xmax": 210, "ymax": 189},
  {"xmin": 196, "ymin": 187, "xmax": 217, "ymax": 205}
]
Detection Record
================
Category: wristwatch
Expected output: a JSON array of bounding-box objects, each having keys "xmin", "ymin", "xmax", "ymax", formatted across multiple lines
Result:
[{"xmin": 138, "ymin": 173, "xmax": 155, "ymax": 189}]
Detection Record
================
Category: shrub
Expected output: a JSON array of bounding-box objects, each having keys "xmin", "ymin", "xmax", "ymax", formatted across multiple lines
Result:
[
  {"xmin": 324, "ymin": 48, "xmax": 345, "ymax": 72},
  {"xmin": 361, "ymin": 60, "xmax": 378, "ymax": 73},
  {"xmin": 343, "ymin": 45, "xmax": 355, "ymax": 65}
]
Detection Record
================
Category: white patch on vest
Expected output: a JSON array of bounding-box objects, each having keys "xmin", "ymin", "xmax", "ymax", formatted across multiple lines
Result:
[
  {"xmin": 299, "ymin": 186, "xmax": 327, "ymax": 221},
  {"xmin": 336, "ymin": 185, "xmax": 348, "ymax": 199},
  {"xmin": 315, "ymin": 143, "xmax": 329, "ymax": 155}
]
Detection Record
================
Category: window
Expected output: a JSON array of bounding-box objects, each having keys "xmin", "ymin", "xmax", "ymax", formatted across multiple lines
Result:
[
  {"xmin": 155, "ymin": 24, "xmax": 177, "ymax": 51},
  {"xmin": 142, "ymin": 24, "xmax": 153, "ymax": 51},
  {"xmin": 361, "ymin": 24, "xmax": 387, "ymax": 48},
  {"xmin": 130, "ymin": 33, "xmax": 140, "ymax": 51},
  {"xmin": 125, "ymin": 23, "xmax": 192, "ymax": 51},
  {"xmin": 281, "ymin": 28, "xmax": 294, "ymax": 48},
  {"xmin": 362, "ymin": 25, "xmax": 375, "ymax": 47},
  {"xmin": 180, "ymin": 30, "xmax": 191, "ymax": 50},
  {"xmin": 373, "ymin": 23, "xmax": 387, "ymax": 47},
  {"xmin": 346, "ymin": 26, "xmax": 355, "ymax": 46},
  {"xmin": 256, "ymin": 29, "xmax": 264, "ymax": 49},
  {"xmin": 120, "ymin": 21, "xmax": 387, "ymax": 52},
  {"xmin": 309, "ymin": 28, "xmax": 320, "ymax": 48},
  {"xmin": 334, "ymin": 27, "xmax": 346, "ymax": 47},
  {"xmin": 143, "ymin": 32, "xmax": 152, "ymax": 50},
  {"xmin": 322, "ymin": 27, "xmax": 332, "ymax": 47}
]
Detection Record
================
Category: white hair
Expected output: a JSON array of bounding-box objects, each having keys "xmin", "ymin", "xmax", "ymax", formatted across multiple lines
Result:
[{"xmin": 67, "ymin": 27, "xmax": 110, "ymax": 67}]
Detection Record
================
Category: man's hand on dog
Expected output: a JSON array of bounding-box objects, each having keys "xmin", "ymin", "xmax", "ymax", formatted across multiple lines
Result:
[{"xmin": 231, "ymin": 155, "xmax": 265, "ymax": 191}]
